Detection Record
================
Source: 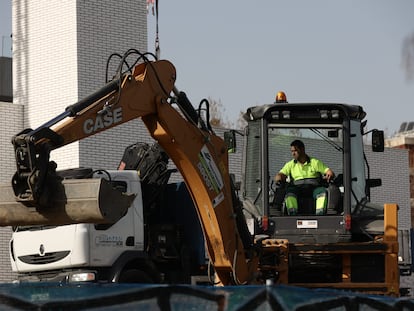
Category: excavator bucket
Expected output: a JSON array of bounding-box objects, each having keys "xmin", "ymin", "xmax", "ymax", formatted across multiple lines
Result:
[{"xmin": 0, "ymin": 178, "xmax": 135, "ymax": 226}]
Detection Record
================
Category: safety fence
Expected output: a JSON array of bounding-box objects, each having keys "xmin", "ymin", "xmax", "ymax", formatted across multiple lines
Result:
[{"xmin": 0, "ymin": 283, "xmax": 413, "ymax": 310}]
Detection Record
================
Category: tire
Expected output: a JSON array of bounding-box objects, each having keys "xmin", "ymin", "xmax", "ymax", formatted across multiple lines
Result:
[{"xmin": 118, "ymin": 269, "xmax": 154, "ymax": 283}]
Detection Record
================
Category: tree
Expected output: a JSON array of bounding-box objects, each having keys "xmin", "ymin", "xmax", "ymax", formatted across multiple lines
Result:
[
  {"xmin": 402, "ymin": 32, "xmax": 414, "ymax": 82},
  {"xmin": 236, "ymin": 111, "xmax": 247, "ymax": 130},
  {"xmin": 205, "ymin": 97, "xmax": 232, "ymax": 128},
  {"xmin": 199, "ymin": 97, "xmax": 247, "ymax": 130}
]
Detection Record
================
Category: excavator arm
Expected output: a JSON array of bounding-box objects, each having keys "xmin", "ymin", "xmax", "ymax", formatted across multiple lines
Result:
[
  {"xmin": 11, "ymin": 60, "xmax": 175, "ymax": 206},
  {"xmin": 1, "ymin": 57, "xmax": 258, "ymax": 285}
]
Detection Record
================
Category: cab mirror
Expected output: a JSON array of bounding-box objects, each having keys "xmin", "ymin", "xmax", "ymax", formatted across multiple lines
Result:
[
  {"xmin": 224, "ymin": 131, "xmax": 236, "ymax": 153},
  {"xmin": 372, "ymin": 130, "xmax": 384, "ymax": 152}
]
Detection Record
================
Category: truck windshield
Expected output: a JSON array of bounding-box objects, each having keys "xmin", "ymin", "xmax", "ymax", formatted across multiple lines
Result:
[{"xmin": 14, "ymin": 225, "xmax": 57, "ymax": 232}]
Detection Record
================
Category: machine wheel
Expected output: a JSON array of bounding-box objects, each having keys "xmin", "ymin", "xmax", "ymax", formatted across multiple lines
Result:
[{"xmin": 118, "ymin": 269, "xmax": 154, "ymax": 283}]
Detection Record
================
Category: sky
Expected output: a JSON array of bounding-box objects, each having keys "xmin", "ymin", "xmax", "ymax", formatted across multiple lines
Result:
[{"xmin": 1, "ymin": 1, "xmax": 413, "ymax": 136}]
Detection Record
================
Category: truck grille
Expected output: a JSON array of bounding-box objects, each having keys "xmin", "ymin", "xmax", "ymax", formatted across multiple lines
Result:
[{"xmin": 18, "ymin": 251, "xmax": 70, "ymax": 265}]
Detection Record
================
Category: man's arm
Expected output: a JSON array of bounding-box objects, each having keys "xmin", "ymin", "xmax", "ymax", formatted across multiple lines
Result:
[
  {"xmin": 312, "ymin": 157, "xmax": 334, "ymax": 182},
  {"xmin": 275, "ymin": 160, "xmax": 292, "ymax": 183}
]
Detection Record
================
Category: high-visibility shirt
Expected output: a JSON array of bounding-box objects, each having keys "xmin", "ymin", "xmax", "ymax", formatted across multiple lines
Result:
[{"xmin": 280, "ymin": 156, "xmax": 329, "ymax": 182}]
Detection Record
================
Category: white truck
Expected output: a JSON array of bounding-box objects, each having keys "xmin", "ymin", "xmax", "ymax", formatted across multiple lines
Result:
[{"xmin": 9, "ymin": 167, "xmax": 207, "ymax": 284}]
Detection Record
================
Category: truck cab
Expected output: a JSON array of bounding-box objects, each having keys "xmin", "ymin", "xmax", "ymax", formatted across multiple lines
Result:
[
  {"xmin": 240, "ymin": 102, "xmax": 385, "ymax": 244},
  {"xmin": 9, "ymin": 169, "xmax": 206, "ymax": 284}
]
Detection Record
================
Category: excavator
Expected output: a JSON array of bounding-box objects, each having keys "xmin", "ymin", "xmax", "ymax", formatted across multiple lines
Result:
[{"xmin": 0, "ymin": 50, "xmax": 400, "ymax": 295}]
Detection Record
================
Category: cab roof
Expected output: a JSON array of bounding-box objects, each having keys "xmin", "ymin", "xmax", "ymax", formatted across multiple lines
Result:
[{"xmin": 244, "ymin": 103, "xmax": 366, "ymax": 122}]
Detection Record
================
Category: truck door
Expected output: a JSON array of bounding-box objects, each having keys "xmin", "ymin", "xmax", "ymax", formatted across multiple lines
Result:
[{"xmin": 89, "ymin": 173, "xmax": 144, "ymax": 266}]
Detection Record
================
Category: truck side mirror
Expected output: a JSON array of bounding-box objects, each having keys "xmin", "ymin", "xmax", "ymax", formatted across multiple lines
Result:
[
  {"xmin": 224, "ymin": 130, "xmax": 236, "ymax": 153},
  {"xmin": 372, "ymin": 130, "xmax": 384, "ymax": 152}
]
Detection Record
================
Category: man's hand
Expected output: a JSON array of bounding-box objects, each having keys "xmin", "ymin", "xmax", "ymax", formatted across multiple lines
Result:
[
  {"xmin": 275, "ymin": 173, "xmax": 287, "ymax": 184},
  {"xmin": 324, "ymin": 169, "xmax": 335, "ymax": 182}
]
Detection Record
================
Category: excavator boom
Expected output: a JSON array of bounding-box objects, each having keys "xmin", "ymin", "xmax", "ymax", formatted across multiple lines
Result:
[{"xmin": 0, "ymin": 57, "xmax": 256, "ymax": 285}]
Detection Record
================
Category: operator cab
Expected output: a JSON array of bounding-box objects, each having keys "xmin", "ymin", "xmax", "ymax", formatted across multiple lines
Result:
[{"xmin": 238, "ymin": 99, "xmax": 384, "ymax": 244}]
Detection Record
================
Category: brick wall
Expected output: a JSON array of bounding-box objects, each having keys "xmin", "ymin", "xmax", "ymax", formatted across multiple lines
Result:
[
  {"xmin": 0, "ymin": 102, "xmax": 23, "ymax": 282},
  {"xmin": 13, "ymin": 1, "xmax": 80, "ymax": 168},
  {"xmin": 13, "ymin": 1, "xmax": 79, "ymax": 128},
  {"xmin": 366, "ymin": 146, "xmax": 411, "ymax": 230},
  {"xmin": 75, "ymin": 0, "xmax": 148, "ymax": 171},
  {"xmin": 385, "ymin": 137, "xmax": 414, "ymax": 228}
]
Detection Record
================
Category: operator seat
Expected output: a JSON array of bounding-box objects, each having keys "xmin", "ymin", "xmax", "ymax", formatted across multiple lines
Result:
[{"xmin": 270, "ymin": 175, "xmax": 342, "ymax": 216}]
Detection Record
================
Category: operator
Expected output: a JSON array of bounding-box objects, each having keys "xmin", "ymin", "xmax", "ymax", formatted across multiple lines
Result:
[{"xmin": 274, "ymin": 140, "xmax": 334, "ymax": 216}]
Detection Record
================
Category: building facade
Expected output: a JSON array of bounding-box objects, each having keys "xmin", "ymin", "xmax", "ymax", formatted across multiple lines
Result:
[
  {"xmin": 0, "ymin": 0, "xmax": 149, "ymax": 282},
  {"xmin": 386, "ymin": 132, "xmax": 414, "ymax": 226}
]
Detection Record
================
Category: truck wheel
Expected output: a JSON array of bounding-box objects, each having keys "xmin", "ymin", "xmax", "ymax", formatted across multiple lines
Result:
[{"xmin": 118, "ymin": 269, "xmax": 154, "ymax": 283}]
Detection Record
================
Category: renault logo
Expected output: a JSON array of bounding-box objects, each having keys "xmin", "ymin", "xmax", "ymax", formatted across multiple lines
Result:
[{"xmin": 39, "ymin": 244, "xmax": 45, "ymax": 256}]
